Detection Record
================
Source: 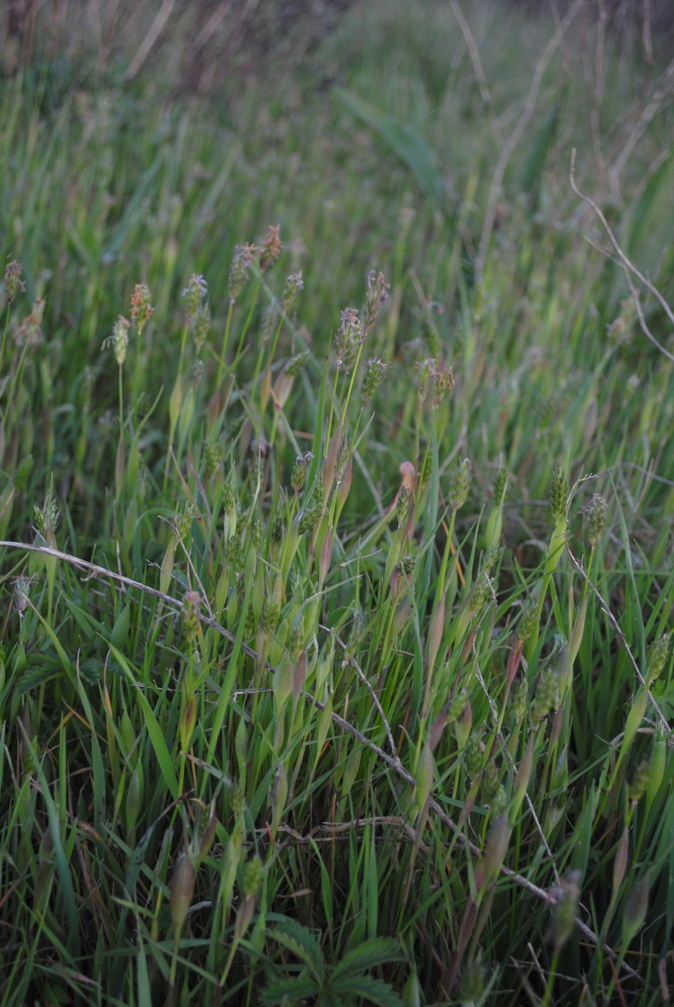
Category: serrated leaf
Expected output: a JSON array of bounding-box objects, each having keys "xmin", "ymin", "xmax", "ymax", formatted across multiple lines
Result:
[
  {"xmin": 19, "ymin": 664, "xmax": 62, "ymax": 693},
  {"xmin": 335, "ymin": 88, "xmax": 445, "ymax": 210},
  {"xmin": 327, "ymin": 973, "xmax": 406, "ymax": 1007},
  {"xmin": 259, "ymin": 975, "xmax": 318, "ymax": 1006},
  {"xmin": 267, "ymin": 918, "xmax": 325, "ymax": 983},
  {"xmin": 78, "ymin": 658, "xmax": 104, "ymax": 685},
  {"xmin": 330, "ymin": 937, "xmax": 403, "ymax": 983}
]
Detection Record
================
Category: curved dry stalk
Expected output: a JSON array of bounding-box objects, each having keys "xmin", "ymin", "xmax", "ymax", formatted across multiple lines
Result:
[
  {"xmin": 474, "ymin": 0, "xmax": 585, "ymax": 283},
  {"xmin": 565, "ymin": 539, "xmax": 670, "ymax": 735},
  {"xmin": 448, "ymin": 0, "xmax": 503, "ymax": 146},
  {"xmin": 473, "ymin": 655, "xmax": 562, "ymax": 889},
  {"xmin": 124, "ymin": 0, "xmax": 176, "ymax": 82},
  {"xmin": 0, "ymin": 537, "xmax": 641, "ymax": 981},
  {"xmin": 607, "ymin": 53, "xmax": 674, "ymax": 202},
  {"xmin": 330, "ymin": 627, "xmax": 399, "ymax": 762},
  {"xmin": 570, "ymin": 147, "xmax": 674, "ymax": 364}
]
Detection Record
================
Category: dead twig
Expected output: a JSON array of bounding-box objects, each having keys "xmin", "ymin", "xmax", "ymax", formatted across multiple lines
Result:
[{"xmin": 570, "ymin": 148, "xmax": 674, "ymax": 364}]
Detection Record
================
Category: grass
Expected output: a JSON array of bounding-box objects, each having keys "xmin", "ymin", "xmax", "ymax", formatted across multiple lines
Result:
[{"xmin": 1, "ymin": 1, "xmax": 674, "ymax": 1004}]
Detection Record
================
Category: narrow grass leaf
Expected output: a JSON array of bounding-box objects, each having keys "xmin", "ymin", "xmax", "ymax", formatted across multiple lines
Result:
[{"xmin": 109, "ymin": 643, "xmax": 180, "ymax": 800}]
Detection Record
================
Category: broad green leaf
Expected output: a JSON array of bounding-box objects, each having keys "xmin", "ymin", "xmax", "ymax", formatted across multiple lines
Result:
[
  {"xmin": 334, "ymin": 88, "xmax": 445, "ymax": 210},
  {"xmin": 330, "ymin": 937, "xmax": 403, "ymax": 983},
  {"xmin": 327, "ymin": 973, "xmax": 406, "ymax": 1007},
  {"xmin": 259, "ymin": 976, "xmax": 319, "ymax": 1006},
  {"xmin": 267, "ymin": 918, "xmax": 325, "ymax": 984}
]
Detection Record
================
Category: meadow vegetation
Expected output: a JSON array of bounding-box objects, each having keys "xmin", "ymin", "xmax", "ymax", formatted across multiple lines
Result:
[{"xmin": 1, "ymin": 1, "xmax": 674, "ymax": 1004}]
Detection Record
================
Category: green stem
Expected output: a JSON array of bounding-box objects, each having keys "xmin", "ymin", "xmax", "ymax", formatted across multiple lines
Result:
[{"xmin": 215, "ymin": 301, "xmax": 235, "ymax": 390}]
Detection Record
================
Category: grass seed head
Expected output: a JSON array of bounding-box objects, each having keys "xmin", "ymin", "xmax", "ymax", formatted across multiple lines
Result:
[
  {"xmin": 260, "ymin": 302, "xmax": 277, "ymax": 345},
  {"xmin": 271, "ymin": 514, "xmax": 284, "ymax": 545},
  {"xmin": 361, "ymin": 357, "xmax": 386, "ymax": 405},
  {"xmin": 102, "ymin": 315, "xmax": 129, "ymax": 367},
  {"xmin": 363, "ymin": 269, "xmax": 389, "ymax": 334},
  {"xmin": 449, "ymin": 458, "xmax": 471, "ymax": 514},
  {"xmin": 14, "ymin": 575, "xmax": 33, "ymax": 617},
  {"xmin": 549, "ymin": 465, "xmax": 568, "ymax": 522},
  {"xmin": 628, "ymin": 759, "xmax": 650, "ymax": 805},
  {"xmin": 191, "ymin": 300, "xmax": 210, "ymax": 353},
  {"xmin": 510, "ymin": 674, "xmax": 529, "ymax": 724},
  {"xmin": 480, "ymin": 756, "xmax": 501, "ymax": 804},
  {"xmin": 182, "ymin": 273, "xmax": 207, "ymax": 320},
  {"xmin": 291, "ymin": 451, "xmax": 312, "ymax": 494},
  {"xmin": 586, "ymin": 492, "xmax": 607, "ymax": 549},
  {"xmin": 646, "ymin": 631, "xmax": 671, "ymax": 685},
  {"xmin": 228, "ymin": 245, "xmax": 256, "ymax": 304},
  {"xmin": 129, "ymin": 282, "xmax": 153, "ymax": 335},
  {"xmin": 182, "ymin": 590, "xmax": 201, "ymax": 645},
  {"xmin": 15, "ymin": 298, "xmax": 45, "ymax": 348},
  {"xmin": 280, "ymin": 271, "xmax": 303, "ymax": 315},
  {"xmin": 464, "ymin": 730, "xmax": 483, "ymax": 779},
  {"xmin": 517, "ymin": 597, "xmax": 539, "ymax": 643},
  {"xmin": 334, "ymin": 307, "xmax": 361, "ymax": 372},
  {"xmin": 416, "ymin": 358, "xmax": 435, "ymax": 400},
  {"xmin": 258, "ymin": 224, "xmax": 282, "ymax": 271},
  {"xmin": 242, "ymin": 855, "xmax": 263, "ymax": 899},
  {"xmin": 493, "ymin": 466, "xmax": 509, "ymax": 507},
  {"xmin": 298, "ymin": 477, "xmax": 324, "ymax": 534},
  {"xmin": 34, "ymin": 480, "xmax": 60, "ymax": 542},
  {"xmin": 174, "ymin": 501, "xmax": 195, "ymax": 542},
  {"xmin": 4, "ymin": 259, "xmax": 26, "ymax": 303},
  {"xmin": 203, "ymin": 438, "xmax": 224, "ymax": 479},
  {"xmin": 432, "ymin": 365, "xmax": 454, "ymax": 409},
  {"xmin": 532, "ymin": 669, "xmax": 559, "ymax": 727}
]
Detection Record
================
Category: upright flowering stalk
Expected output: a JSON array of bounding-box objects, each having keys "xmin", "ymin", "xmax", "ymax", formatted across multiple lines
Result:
[
  {"xmin": 216, "ymin": 243, "xmax": 259, "ymax": 389},
  {"xmin": 3, "ymin": 296, "xmax": 46, "ymax": 435},
  {"xmin": 129, "ymin": 282, "xmax": 154, "ymax": 419},
  {"xmin": 330, "ymin": 270, "xmax": 389, "ymax": 467},
  {"xmin": 101, "ymin": 316, "xmax": 132, "ymax": 503},
  {"xmin": 33, "ymin": 477, "xmax": 60, "ymax": 623},
  {"xmin": 363, "ymin": 269, "xmax": 390, "ymax": 335},
  {"xmin": 526, "ymin": 465, "xmax": 569, "ymax": 663},
  {"xmin": 164, "ymin": 275, "xmax": 207, "ymax": 489},
  {"xmin": 1, "ymin": 259, "xmax": 26, "ymax": 372},
  {"xmin": 255, "ymin": 268, "xmax": 305, "ymax": 421},
  {"xmin": 103, "ymin": 315, "xmax": 130, "ymax": 424}
]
